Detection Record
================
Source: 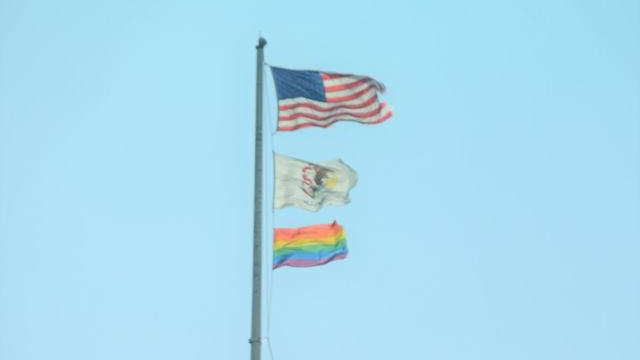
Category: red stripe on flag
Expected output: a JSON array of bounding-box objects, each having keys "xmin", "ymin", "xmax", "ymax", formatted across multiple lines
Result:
[
  {"xmin": 324, "ymin": 79, "xmax": 372, "ymax": 92},
  {"xmin": 278, "ymin": 95, "xmax": 378, "ymax": 112},
  {"xmin": 326, "ymin": 85, "xmax": 377, "ymax": 103},
  {"xmin": 277, "ymin": 109, "xmax": 392, "ymax": 131},
  {"xmin": 279, "ymin": 103, "xmax": 386, "ymax": 121},
  {"xmin": 320, "ymin": 73, "xmax": 356, "ymax": 80}
]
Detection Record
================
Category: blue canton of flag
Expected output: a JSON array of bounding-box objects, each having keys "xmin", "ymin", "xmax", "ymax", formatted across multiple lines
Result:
[{"xmin": 270, "ymin": 67, "xmax": 392, "ymax": 131}]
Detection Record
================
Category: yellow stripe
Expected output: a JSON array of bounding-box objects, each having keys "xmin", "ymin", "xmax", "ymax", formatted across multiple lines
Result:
[{"xmin": 274, "ymin": 231, "xmax": 346, "ymax": 251}]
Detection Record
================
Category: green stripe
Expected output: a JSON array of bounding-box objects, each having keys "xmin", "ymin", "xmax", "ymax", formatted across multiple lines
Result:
[{"xmin": 273, "ymin": 238, "xmax": 347, "ymax": 258}]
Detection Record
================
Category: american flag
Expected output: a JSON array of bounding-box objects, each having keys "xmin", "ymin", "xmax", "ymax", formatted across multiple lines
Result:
[{"xmin": 270, "ymin": 67, "xmax": 392, "ymax": 131}]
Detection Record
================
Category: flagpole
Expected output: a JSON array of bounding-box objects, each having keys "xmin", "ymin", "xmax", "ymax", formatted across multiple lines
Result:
[{"xmin": 250, "ymin": 36, "xmax": 267, "ymax": 360}]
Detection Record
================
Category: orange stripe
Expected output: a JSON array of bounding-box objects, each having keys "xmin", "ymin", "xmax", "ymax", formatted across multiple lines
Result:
[
  {"xmin": 273, "ymin": 231, "xmax": 346, "ymax": 250},
  {"xmin": 274, "ymin": 222, "xmax": 343, "ymax": 241}
]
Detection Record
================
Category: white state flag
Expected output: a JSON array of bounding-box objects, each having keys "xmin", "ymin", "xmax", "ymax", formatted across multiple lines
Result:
[{"xmin": 274, "ymin": 153, "xmax": 358, "ymax": 212}]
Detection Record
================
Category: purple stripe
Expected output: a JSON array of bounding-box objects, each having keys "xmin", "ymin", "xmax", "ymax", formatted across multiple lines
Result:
[{"xmin": 272, "ymin": 253, "xmax": 347, "ymax": 270}]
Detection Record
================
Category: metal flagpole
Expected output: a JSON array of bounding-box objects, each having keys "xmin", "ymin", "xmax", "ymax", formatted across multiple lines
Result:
[{"xmin": 250, "ymin": 36, "xmax": 267, "ymax": 360}]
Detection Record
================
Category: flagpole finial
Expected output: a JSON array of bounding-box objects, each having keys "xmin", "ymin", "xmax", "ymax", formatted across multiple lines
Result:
[{"xmin": 257, "ymin": 37, "xmax": 267, "ymax": 49}]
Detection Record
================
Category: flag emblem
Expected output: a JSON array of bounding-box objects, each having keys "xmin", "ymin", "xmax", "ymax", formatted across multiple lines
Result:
[
  {"xmin": 301, "ymin": 163, "xmax": 338, "ymax": 199},
  {"xmin": 271, "ymin": 66, "xmax": 392, "ymax": 131},
  {"xmin": 274, "ymin": 153, "xmax": 358, "ymax": 212}
]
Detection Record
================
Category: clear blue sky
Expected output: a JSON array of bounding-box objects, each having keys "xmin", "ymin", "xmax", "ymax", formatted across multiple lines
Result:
[{"xmin": 1, "ymin": 1, "xmax": 639, "ymax": 359}]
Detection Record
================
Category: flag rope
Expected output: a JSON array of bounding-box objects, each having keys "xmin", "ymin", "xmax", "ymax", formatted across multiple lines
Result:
[
  {"xmin": 263, "ymin": 61, "xmax": 277, "ymax": 360},
  {"xmin": 264, "ymin": 62, "xmax": 278, "ymax": 137}
]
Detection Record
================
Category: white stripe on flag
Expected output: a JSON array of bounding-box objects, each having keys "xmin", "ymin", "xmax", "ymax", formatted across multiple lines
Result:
[
  {"xmin": 323, "ymin": 82, "xmax": 378, "ymax": 100},
  {"xmin": 278, "ymin": 105, "xmax": 391, "ymax": 130},
  {"xmin": 278, "ymin": 90, "xmax": 379, "ymax": 108},
  {"xmin": 279, "ymin": 100, "xmax": 383, "ymax": 119}
]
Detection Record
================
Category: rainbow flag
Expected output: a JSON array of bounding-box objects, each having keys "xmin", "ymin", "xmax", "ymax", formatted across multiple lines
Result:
[{"xmin": 273, "ymin": 221, "xmax": 348, "ymax": 270}]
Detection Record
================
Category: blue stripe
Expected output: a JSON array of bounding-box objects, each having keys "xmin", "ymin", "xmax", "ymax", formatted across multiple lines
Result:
[
  {"xmin": 273, "ymin": 246, "xmax": 348, "ymax": 265},
  {"xmin": 270, "ymin": 67, "xmax": 326, "ymax": 102}
]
